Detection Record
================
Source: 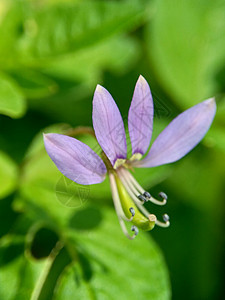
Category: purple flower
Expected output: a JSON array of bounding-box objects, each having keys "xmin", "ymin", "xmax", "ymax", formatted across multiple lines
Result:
[{"xmin": 44, "ymin": 75, "xmax": 216, "ymax": 239}]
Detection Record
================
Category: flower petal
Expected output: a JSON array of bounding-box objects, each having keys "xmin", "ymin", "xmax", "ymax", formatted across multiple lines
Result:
[
  {"xmin": 92, "ymin": 85, "xmax": 127, "ymax": 166},
  {"xmin": 135, "ymin": 98, "xmax": 216, "ymax": 168},
  {"xmin": 128, "ymin": 75, "xmax": 154, "ymax": 156},
  {"xmin": 44, "ymin": 133, "xmax": 107, "ymax": 185}
]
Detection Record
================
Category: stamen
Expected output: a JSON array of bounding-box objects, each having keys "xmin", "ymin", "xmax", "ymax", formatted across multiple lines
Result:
[
  {"xmin": 159, "ymin": 192, "xmax": 168, "ymax": 201},
  {"xmin": 120, "ymin": 177, "xmax": 149, "ymax": 216},
  {"xmin": 163, "ymin": 213, "xmax": 170, "ymax": 222},
  {"xmin": 129, "ymin": 207, "xmax": 135, "ymax": 217},
  {"xmin": 159, "ymin": 192, "xmax": 168, "ymax": 200},
  {"xmin": 109, "ymin": 173, "xmax": 134, "ymax": 222},
  {"xmin": 131, "ymin": 225, "xmax": 139, "ymax": 237},
  {"xmin": 118, "ymin": 167, "xmax": 171, "ymax": 230},
  {"xmin": 143, "ymin": 191, "xmax": 151, "ymax": 198},
  {"xmin": 137, "ymin": 194, "xmax": 147, "ymax": 203},
  {"xmin": 122, "ymin": 168, "xmax": 145, "ymax": 194},
  {"xmin": 144, "ymin": 191, "xmax": 167, "ymax": 206},
  {"xmin": 155, "ymin": 214, "xmax": 170, "ymax": 228},
  {"xmin": 122, "ymin": 168, "xmax": 167, "ymax": 206},
  {"xmin": 117, "ymin": 168, "xmax": 156, "ymax": 219},
  {"xmin": 119, "ymin": 217, "xmax": 138, "ymax": 240},
  {"xmin": 118, "ymin": 169, "xmax": 146, "ymax": 206},
  {"xmin": 115, "ymin": 173, "xmax": 156, "ymax": 231},
  {"xmin": 119, "ymin": 168, "xmax": 146, "ymax": 202},
  {"xmin": 109, "ymin": 173, "xmax": 143, "ymax": 239}
]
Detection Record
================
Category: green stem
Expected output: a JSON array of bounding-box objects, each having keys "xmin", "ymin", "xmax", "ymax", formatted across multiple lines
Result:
[{"xmin": 65, "ymin": 126, "xmax": 96, "ymax": 138}]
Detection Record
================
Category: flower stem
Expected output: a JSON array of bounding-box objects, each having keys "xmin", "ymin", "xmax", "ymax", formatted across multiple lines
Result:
[{"xmin": 65, "ymin": 126, "xmax": 96, "ymax": 138}]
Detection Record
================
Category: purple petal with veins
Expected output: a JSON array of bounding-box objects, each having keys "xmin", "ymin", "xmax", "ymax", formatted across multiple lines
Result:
[
  {"xmin": 134, "ymin": 98, "xmax": 216, "ymax": 168},
  {"xmin": 92, "ymin": 85, "xmax": 127, "ymax": 166},
  {"xmin": 128, "ymin": 75, "xmax": 154, "ymax": 156},
  {"xmin": 44, "ymin": 133, "xmax": 107, "ymax": 185}
]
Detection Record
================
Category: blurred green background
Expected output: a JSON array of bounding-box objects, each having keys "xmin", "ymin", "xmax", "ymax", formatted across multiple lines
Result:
[{"xmin": 0, "ymin": 0, "xmax": 225, "ymax": 299}]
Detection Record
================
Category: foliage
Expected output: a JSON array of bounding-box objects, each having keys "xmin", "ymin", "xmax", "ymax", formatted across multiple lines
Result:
[{"xmin": 0, "ymin": 0, "xmax": 224, "ymax": 299}]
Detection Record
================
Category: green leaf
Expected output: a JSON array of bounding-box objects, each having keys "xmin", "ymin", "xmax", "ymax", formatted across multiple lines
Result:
[
  {"xmin": 41, "ymin": 36, "xmax": 140, "ymax": 82},
  {"xmin": 0, "ymin": 74, "xmax": 26, "ymax": 118},
  {"xmin": 23, "ymin": 0, "xmax": 144, "ymax": 58},
  {"xmin": 55, "ymin": 206, "xmax": 171, "ymax": 300},
  {"xmin": 147, "ymin": 0, "xmax": 225, "ymax": 108},
  {"xmin": 165, "ymin": 146, "xmax": 225, "ymax": 211},
  {"xmin": 0, "ymin": 234, "xmax": 71, "ymax": 300},
  {"xmin": 9, "ymin": 70, "xmax": 58, "ymax": 99},
  {"xmin": 0, "ymin": 1, "xmax": 25, "ymax": 69},
  {"xmin": 0, "ymin": 236, "xmax": 45, "ymax": 300},
  {"xmin": 1, "ymin": 206, "xmax": 170, "ymax": 300},
  {"xmin": 31, "ymin": 245, "xmax": 72, "ymax": 300},
  {"xmin": 205, "ymin": 126, "xmax": 225, "ymax": 154},
  {"xmin": 0, "ymin": 151, "xmax": 18, "ymax": 199},
  {"xmin": 215, "ymin": 96, "xmax": 225, "ymax": 126}
]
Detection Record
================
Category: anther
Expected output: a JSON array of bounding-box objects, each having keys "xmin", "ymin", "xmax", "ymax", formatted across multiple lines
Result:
[
  {"xmin": 147, "ymin": 191, "xmax": 168, "ymax": 206},
  {"xmin": 163, "ymin": 213, "xmax": 170, "ymax": 222},
  {"xmin": 155, "ymin": 214, "xmax": 170, "ymax": 228},
  {"xmin": 129, "ymin": 207, "xmax": 135, "ymax": 217},
  {"xmin": 159, "ymin": 192, "xmax": 168, "ymax": 201},
  {"xmin": 131, "ymin": 225, "xmax": 139, "ymax": 236},
  {"xmin": 143, "ymin": 191, "xmax": 151, "ymax": 199},
  {"xmin": 138, "ymin": 194, "xmax": 147, "ymax": 203}
]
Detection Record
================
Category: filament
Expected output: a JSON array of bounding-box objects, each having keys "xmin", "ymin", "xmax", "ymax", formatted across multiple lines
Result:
[
  {"xmin": 119, "ymin": 218, "xmax": 138, "ymax": 240},
  {"xmin": 109, "ymin": 172, "xmax": 134, "ymax": 222},
  {"xmin": 122, "ymin": 168, "xmax": 167, "ymax": 206},
  {"xmin": 117, "ymin": 169, "xmax": 152, "ymax": 219}
]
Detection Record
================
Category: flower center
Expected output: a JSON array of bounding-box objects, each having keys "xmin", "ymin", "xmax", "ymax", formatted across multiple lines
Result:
[{"xmin": 113, "ymin": 158, "xmax": 127, "ymax": 169}]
